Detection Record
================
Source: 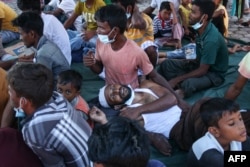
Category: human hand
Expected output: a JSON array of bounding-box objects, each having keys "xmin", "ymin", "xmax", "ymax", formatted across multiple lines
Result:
[
  {"xmin": 169, "ymin": 78, "xmax": 180, "ymax": 89},
  {"xmin": 184, "ymin": 28, "xmax": 190, "ymax": 35},
  {"xmin": 83, "ymin": 50, "xmax": 95, "ymax": 67},
  {"xmin": 119, "ymin": 107, "xmax": 141, "ymax": 120},
  {"xmin": 219, "ymin": 9, "xmax": 225, "ymax": 16},
  {"xmin": 130, "ymin": 6, "xmax": 146, "ymax": 30},
  {"xmin": 18, "ymin": 52, "xmax": 35, "ymax": 62},
  {"xmin": 81, "ymin": 30, "xmax": 95, "ymax": 41},
  {"xmin": 169, "ymin": 2, "xmax": 175, "ymax": 12},
  {"xmin": 241, "ymin": 45, "xmax": 250, "ymax": 51},
  {"xmin": 89, "ymin": 106, "xmax": 108, "ymax": 124}
]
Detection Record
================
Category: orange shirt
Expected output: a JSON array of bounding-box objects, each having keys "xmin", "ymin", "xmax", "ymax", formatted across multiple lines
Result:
[{"xmin": 95, "ymin": 39, "xmax": 153, "ymax": 89}]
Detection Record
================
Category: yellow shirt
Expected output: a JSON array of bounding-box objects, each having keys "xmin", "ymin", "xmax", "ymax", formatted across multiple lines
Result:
[
  {"xmin": 215, "ymin": 4, "xmax": 229, "ymax": 37},
  {"xmin": 0, "ymin": 68, "xmax": 9, "ymax": 124},
  {"xmin": 179, "ymin": 4, "xmax": 191, "ymax": 28},
  {"xmin": 0, "ymin": 2, "xmax": 18, "ymax": 32},
  {"xmin": 74, "ymin": 0, "xmax": 105, "ymax": 31},
  {"xmin": 125, "ymin": 13, "xmax": 154, "ymax": 46}
]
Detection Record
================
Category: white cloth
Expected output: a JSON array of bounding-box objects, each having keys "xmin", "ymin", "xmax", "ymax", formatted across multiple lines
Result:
[
  {"xmin": 238, "ymin": 52, "xmax": 250, "ymax": 79},
  {"xmin": 41, "ymin": 13, "xmax": 72, "ymax": 65},
  {"xmin": 130, "ymin": 88, "xmax": 182, "ymax": 138},
  {"xmin": 192, "ymin": 132, "xmax": 242, "ymax": 160},
  {"xmin": 56, "ymin": 0, "xmax": 82, "ymax": 32}
]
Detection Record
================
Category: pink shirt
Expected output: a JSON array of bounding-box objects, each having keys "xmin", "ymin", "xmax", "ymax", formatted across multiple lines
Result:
[
  {"xmin": 239, "ymin": 52, "xmax": 250, "ymax": 79},
  {"xmin": 95, "ymin": 39, "xmax": 153, "ymax": 88}
]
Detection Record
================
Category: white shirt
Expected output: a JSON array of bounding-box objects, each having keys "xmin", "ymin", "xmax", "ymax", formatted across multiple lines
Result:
[
  {"xmin": 41, "ymin": 13, "xmax": 72, "ymax": 65},
  {"xmin": 56, "ymin": 0, "xmax": 82, "ymax": 32}
]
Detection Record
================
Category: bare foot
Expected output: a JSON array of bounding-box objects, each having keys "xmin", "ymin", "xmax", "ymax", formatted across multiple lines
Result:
[
  {"xmin": 241, "ymin": 45, "xmax": 250, "ymax": 52},
  {"xmin": 147, "ymin": 132, "xmax": 172, "ymax": 156}
]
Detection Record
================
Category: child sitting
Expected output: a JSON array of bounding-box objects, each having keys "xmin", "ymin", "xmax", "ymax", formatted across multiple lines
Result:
[
  {"xmin": 153, "ymin": 1, "xmax": 184, "ymax": 49},
  {"xmin": 179, "ymin": 0, "xmax": 194, "ymax": 39},
  {"xmin": 57, "ymin": 70, "xmax": 90, "ymax": 121},
  {"xmin": 187, "ymin": 98, "xmax": 250, "ymax": 167}
]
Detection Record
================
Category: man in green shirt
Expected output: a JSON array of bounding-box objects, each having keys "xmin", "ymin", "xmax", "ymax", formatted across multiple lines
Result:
[{"xmin": 158, "ymin": 0, "xmax": 228, "ymax": 97}]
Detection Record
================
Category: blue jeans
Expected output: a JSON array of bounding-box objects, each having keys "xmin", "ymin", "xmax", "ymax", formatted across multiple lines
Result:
[
  {"xmin": 0, "ymin": 30, "xmax": 20, "ymax": 44},
  {"xmin": 147, "ymin": 159, "xmax": 166, "ymax": 167},
  {"xmin": 67, "ymin": 30, "xmax": 96, "ymax": 63}
]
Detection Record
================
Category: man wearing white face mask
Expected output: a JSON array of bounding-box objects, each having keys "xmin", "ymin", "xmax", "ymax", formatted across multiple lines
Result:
[
  {"xmin": 83, "ymin": 4, "xmax": 178, "ymax": 95},
  {"xmin": 158, "ymin": 0, "xmax": 228, "ymax": 98}
]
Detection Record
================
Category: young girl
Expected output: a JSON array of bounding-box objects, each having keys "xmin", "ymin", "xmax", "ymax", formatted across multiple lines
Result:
[{"xmin": 153, "ymin": 1, "xmax": 184, "ymax": 49}]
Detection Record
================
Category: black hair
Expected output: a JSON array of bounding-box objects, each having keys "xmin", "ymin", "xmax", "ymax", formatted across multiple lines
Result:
[
  {"xmin": 192, "ymin": 0, "xmax": 216, "ymax": 20},
  {"xmin": 200, "ymin": 98, "xmax": 240, "ymax": 128},
  {"xmin": 17, "ymin": 0, "xmax": 41, "ymax": 13},
  {"xmin": 95, "ymin": 4, "xmax": 127, "ymax": 34},
  {"xmin": 88, "ymin": 117, "xmax": 150, "ymax": 167},
  {"xmin": 12, "ymin": 11, "xmax": 44, "ymax": 36},
  {"xmin": 159, "ymin": 1, "xmax": 171, "ymax": 11},
  {"xmin": 111, "ymin": 0, "xmax": 137, "ymax": 10},
  {"xmin": 7, "ymin": 63, "xmax": 53, "ymax": 109},
  {"xmin": 57, "ymin": 70, "xmax": 83, "ymax": 91}
]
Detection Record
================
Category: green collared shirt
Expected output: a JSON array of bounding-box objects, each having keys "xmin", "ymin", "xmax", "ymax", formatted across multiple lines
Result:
[{"xmin": 195, "ymin": 21, "xmax": 228, "ymax": 73}]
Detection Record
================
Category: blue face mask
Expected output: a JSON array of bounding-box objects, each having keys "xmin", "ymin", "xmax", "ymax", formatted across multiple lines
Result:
[
  {"xmin": 80, "ymin": 0, "xmax": 86, "ymax": 2},
  {"xmin": 98, "ymin": 28, "xmax": 117, "ymax": 44},
  {"xmin": 14, "ymin": 97, "xmax": 26, "ymax": 118},
  {"xmin": 191, "ymin": 15, "xmax": 204, "ymax": 30}
]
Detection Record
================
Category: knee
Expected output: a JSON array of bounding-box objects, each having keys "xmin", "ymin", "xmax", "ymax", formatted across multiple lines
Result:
[{"xmin": 180, "ymin": 79, "xmax": 197, "ymax": 97}]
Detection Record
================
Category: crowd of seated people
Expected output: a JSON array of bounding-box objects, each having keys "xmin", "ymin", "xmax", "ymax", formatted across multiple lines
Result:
[{"xmin": 0, "ymin": 0, "xmax": 250, "ymax": 167}]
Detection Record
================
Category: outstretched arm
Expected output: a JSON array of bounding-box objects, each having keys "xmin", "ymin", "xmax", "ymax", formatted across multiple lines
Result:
[
  {"xmin": 120, "ymin": 80, "xmax": 178, "ymax": 119},
  {"xmin": 224, "ymin": 74, "xmax": 248, "ymax": 100},
  {"xmin": 129, "ymin": 6, "xmax": 146, "ymax": 30},
  {"xmin": 89, "ymin": 106, "xmax": 108, "ymax": 125},
  {"xmin": 169, "ymin": 63, "xmax": 209, "ymax": 88},
  {"xmin": 143, "ymin": 6, "xmax": 155, "ymax": 16},
  {"xmin": 64, "ymin": 12, "xmax": 78, "ymax": 29},
  {"xmin": 83, "ymin": 51, "xmax": 103, "ymax": 74}
]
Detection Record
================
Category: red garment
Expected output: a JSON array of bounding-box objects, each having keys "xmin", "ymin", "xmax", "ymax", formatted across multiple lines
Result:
[
  {"xmin": 0, "ymin": 128, "xmax": 43, "ymax": 167},
  {"xmin": 75, "ymin": 95, "xmax": 89, "ymax": 115},
  {"xmin": 75, "ymin": 96, "xmax": 94, "ymax": 128}
]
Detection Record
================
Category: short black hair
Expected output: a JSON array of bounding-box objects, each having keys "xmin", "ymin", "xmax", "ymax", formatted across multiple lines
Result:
[
  {"xmin": 192, "ymin": 0, "xmax": 216, "ymax": 20},
  {"xmin": 7, "ymin": 63, "xmax": 53, "ymax": 109},
  {"xmin": 57, "ymin": 70, "xmax": 83, "ymax": 91},
  {"xmin": 17, "ymin": 0, "xmax": 41, "ymax": 13},
  {"xmin": 200, "ymin": 98, "xmax": 240, "ymax": 128},
  {"xmin": 159, "ymin": 1, "xmax": 171, "ymax": 11},
  {"xmin": 111, "ymin": 0, "xmax": 137, "ymax": 9},
  {"xmin": 88, "ymin": 117, "xmax": 150, "ymax": 167},
  {"xmin": 12, "ymin": 11, "xmax": 44, "ymax": 36},
  {"xmin": 95, "ymin": 4, "xmax": 127, "ymax": 34}
]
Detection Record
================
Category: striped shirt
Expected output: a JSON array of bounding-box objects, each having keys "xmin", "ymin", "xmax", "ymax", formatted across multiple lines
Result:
[
  {"xmin": 21, "ymin": 92, "xmax": 92, "ymax": 167},
  {"xmin": 153, "ymin": 16, "xmax": 173, "ymax": 37}
]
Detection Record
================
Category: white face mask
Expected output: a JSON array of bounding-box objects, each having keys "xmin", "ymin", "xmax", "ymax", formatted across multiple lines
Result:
[
  {"xmin": 126, "ymin": 12, "xmax": 131, "ymax": 19},
  {"xmin": 98, "ymin": 28, "xmax": 116, "ymax": 44},
  {"xmin": 191, "ymin": 15, "xmax": 204, "ymax": 30},
  {"xmin": 14, "ymin": 97, "xmax": 26, "ymax": 118}
]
